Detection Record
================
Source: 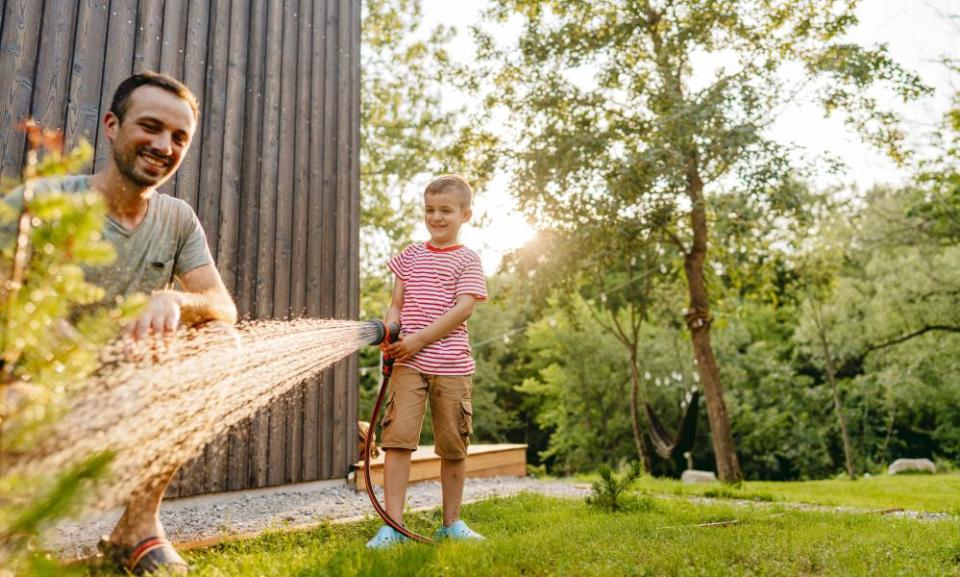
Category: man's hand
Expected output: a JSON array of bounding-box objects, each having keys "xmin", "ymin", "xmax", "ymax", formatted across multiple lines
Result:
[
  {"xmin": 126, "ymin": 291, "xmax": 182, "ymax": 340},
  {"xmin": 383, "ymin": 333, "xmax": 426, "ymax": 362}
]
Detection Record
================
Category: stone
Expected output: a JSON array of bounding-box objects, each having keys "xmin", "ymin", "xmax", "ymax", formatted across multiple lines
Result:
[
  {"xmin": 887, "ymin": 458, "xmax": 936, "ymax": 475},
  {"xmin": 681, "ymin": 469, "xmax": 718, "ymax": 484}
]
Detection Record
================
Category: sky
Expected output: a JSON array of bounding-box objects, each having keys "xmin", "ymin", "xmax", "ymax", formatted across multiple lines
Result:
[{"xmin": 413, "ymin": 0, "xmax": 960, "ymax": 273}]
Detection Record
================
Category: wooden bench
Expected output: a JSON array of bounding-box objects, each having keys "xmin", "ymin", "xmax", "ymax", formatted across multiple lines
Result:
[{"xmin": 353, "ymin": 443, "xmax": 527, "ymax": 490}]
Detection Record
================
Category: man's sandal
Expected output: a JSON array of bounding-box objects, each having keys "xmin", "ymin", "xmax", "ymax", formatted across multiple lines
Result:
[{"xmin": 98, "ymin": 535, "xmax": 189, "ymax": 575}]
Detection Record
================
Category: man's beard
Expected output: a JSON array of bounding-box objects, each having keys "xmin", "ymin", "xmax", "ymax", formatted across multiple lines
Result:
[{"xmin": 114, "ymin": 144, "xmax": 171, "ymax": 188}]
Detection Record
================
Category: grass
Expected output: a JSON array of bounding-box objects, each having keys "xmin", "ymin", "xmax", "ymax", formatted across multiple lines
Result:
[
  {"xmin": 79, "ymin": 474, "xmax": 960, "ymax": 576},
  {"xmin": 631, "ymin": 471, "xmax": 960, "ymax": 513},
  {"xmin": 82, "ymin": 491, "xmax": 960, "ymax": 576}
]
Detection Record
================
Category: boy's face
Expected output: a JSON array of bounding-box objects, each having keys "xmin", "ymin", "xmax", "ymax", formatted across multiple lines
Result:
[{"xmin": 424, "ymin": 191, "xmax": 471, "ymax": 247}]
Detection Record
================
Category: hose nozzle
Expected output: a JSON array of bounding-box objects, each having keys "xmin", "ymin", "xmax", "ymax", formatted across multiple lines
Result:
[{"xmin": 364, "ymin": 319, "xmax": 401, "ymax": 346}]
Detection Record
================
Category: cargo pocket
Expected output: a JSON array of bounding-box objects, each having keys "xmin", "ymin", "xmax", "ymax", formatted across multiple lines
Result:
[
  {"xmin": 459, "ymin": 400, "xmax": 473, "ymax": 436},
  {"xmin": 380, "ymin": 391, "xmax": 395, "ymax": 430}
]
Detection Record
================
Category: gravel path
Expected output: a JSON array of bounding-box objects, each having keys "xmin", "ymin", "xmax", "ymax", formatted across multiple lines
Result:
[{"xmin": 48, "ymin": 476, "xmax": 591, "ymax": 559}]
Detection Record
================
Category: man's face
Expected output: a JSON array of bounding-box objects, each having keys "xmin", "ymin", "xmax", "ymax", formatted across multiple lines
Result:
[{"xmin": 103, "ymin": 85, "xmax": 197, "ymax": 189}]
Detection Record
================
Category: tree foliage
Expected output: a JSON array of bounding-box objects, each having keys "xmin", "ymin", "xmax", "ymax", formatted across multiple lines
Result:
[{"xmin": 473, "ymin": 0, "xmax": 927, "ymax": 481}]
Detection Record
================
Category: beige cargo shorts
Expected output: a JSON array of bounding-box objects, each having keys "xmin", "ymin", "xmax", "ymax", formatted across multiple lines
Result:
[{"xmin": 380, "ymin": 364, "xmax": 474, "ymax": 459}]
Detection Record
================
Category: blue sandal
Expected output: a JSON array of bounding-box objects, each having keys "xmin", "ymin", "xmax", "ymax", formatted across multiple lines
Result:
[
  {"xmin": 434, "ymin": 520, "xmax": 485, "ymax": 542},
  {"xmin": 365, "ymin": 525, "xmax": 411, "ymax": 549}
]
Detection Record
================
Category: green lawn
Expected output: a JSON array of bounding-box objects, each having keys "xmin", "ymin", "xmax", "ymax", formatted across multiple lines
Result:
[
  {"xmin": 79, "ymin": 475, "xmax": 960, "ymax": 576},
  {"xmin": 631, "ymin": 471, "xmax": 960, "ymax": 514},
  {"xmin": 82, "ymin": 492, "xmax": 959, "ymax": 577}
]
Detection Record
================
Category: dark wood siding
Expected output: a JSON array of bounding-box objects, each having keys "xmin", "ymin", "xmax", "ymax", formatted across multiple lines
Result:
[{"xmin": 0, "ymin": 0, "xmax": 361, "ymax": 498}]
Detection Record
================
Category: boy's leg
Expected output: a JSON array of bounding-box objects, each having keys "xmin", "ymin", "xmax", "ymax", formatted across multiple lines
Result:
[
  {"xmin": 440, "ymin": 457, "xmax": 466, "ymax": 526},
  {"xmin": 379, "ymin": 365, "xmax": 429, "ymax": 524},
  {"xmin": 384, "ymin": 448, "xmax": 413, "ymax": 521},
  {"xmin": 428, "ymin": 374, "xmax": 473, "ymax": 527}
]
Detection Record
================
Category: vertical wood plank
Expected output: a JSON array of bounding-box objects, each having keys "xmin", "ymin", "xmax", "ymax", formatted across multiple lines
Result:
[
  {"xmin": 174, "ymin": 0, "xmax": 210, "ymax": 210},
  {"xmin": 255, "ymin": 0, "xmax": 282, "ymax": 320},
  {"xmin": 217, "ymin": 0, "xmax": 248, "ymax": 306},
  {"xmin": 329, "ymin": 0, "xmax": 354, "ymax": 476},
  {"xmin": 239, "ymin": 0, "xmax": 269, "ymax": 489},
  {"xmin": 302, "ymin": 0, "xmax": 328, "ymax": 481},
  {"xmin": 158, "ymin": 0, "xmax": 187, "ymax": 77},
  {"xmin": 197, "ymin": 0, "xmax": 230, "ymax": 261},
  {"xmin": 290, "ymin": 0, "xmax": 312, "ymax": 319},
  {"xmin": 276, "ymin": 0, "xmax": 301, "ymax": 483},
  {"xmin": 291, "ymin": 0, "xmax": 314, "ymax": 480},
  {"xmin": 272, "ymin": 0, "xmax": 296, "ymax": 320},
  {"xmin": 0, "ymin": 0, "xmax": 45, "ymax": 180},
  {"xmin": 235, "ymin": 0, "xmax": 266, "ymax": 319},
  {"xmin": 93, "ymin": 0, "xmax": 138, "ymax": 171},
  {"xmin": 133, "ymin": 0, "xmax": 164, "ymax": 73},
  {"xmin": 285, "ymin": 385, "xmax": 304, "ymax": 483},
  {"xmin": 198, "ymin": 0, "xmax": 232, "ymax": 496},
  {"xmin": 346, "ymin": 0, "xmax": 361, "ymax": 473},
  {"xmin": 31, "ymin": 0, "xmax": 80, "ymax": 133},
  {"xmin": 319, "ymin": 0, "xmax": 340, "ymax": 479},
  {"xmin": 64, "ymin": 0, "xmax": 109, "ymax": 153},
  {"xmin": 259, "ymin": 0, "xmax": 285, "ymax": 487}
]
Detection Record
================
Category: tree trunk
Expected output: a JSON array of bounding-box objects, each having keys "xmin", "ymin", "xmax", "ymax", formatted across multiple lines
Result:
[
  {"xmin": 818, "ymin": 327, "xmax": 856, "ymax": 479},
  {"xmin": 628, "ymin": 353, "xmax": 653, "ymax": 473},
  {"xmin": 683, "ymin": 166, "xmax": 743, "ymax": 483}
]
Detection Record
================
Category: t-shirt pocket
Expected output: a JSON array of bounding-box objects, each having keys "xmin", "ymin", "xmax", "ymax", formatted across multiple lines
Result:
[{"xmin": 142, "ymin": 258, "xmax": 175, "ymax": 292}]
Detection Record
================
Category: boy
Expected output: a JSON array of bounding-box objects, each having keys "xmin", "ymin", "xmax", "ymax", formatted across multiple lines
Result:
[{"xmin": 367, "ymin": 175, "xmax": 488, "ymax": 548}]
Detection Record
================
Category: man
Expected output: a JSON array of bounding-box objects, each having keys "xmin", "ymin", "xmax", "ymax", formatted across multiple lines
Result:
[{"xmin": 5, "ymin": 72, "xmax": 236, "ymax": 574}]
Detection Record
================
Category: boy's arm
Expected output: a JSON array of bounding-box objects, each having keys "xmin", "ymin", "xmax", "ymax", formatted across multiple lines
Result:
[
  {"xmin": 383, "ymin": 293, "xmax": 478, "ymax": 362},
  {"xmin": 384, "ymin": 275, "xmax": 404, "ymax": 326}
]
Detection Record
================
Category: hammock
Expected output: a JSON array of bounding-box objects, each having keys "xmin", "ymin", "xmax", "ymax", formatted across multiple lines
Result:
[{"xmin": 644, "ymin": 390, "xmax": 700, "ymax": 460}]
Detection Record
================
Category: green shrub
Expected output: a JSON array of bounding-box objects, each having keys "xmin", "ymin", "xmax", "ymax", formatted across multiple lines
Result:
[
  {"xmin": 586, "ymin": 461, "xmax": 644, "ymax": 512},
  {"xmin": 0, "ymin": 122, "xmax": 140, "ymax": 574}
]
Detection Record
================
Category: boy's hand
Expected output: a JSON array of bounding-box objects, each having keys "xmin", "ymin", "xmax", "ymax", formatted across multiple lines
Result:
[{"xmin": 383, "ymin": 334, "xmax": 426, "ymax": 362}]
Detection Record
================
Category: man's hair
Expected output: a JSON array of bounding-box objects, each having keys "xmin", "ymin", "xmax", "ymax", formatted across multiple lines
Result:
[
  {"xmin": 109, "ymin": 71, "xmax": 200, "ymax": 123},
  {"xmin": 424, "ymin": 175, "xmax": 473, "ymax": 209}
]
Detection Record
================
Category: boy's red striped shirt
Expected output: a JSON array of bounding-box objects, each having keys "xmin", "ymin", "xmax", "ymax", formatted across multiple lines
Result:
[{"xmin": 388, "ymin": 242, "xmax": 488, "ymax": 375}]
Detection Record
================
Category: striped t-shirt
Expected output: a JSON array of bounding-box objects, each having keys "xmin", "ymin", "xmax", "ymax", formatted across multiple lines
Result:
[{"xmin": 388, "ymin": 242, "xmax": 488, "ymax": 375}]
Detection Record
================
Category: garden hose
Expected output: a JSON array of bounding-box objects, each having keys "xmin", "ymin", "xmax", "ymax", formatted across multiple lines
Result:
[{"xmin": 363, "ymin": 320, "xmax": 433, "ymax": 544}]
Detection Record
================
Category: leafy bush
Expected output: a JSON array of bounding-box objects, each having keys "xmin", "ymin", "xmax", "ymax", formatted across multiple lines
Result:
[{"xmin": 0, "ymin": 121, "xmax": 141, "ymax": 574}]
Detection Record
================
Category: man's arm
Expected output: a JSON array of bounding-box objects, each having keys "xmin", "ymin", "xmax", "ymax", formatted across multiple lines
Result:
[
  {"xmin": 127, "ymin": 264, "xmax": 238, "ymax": 339},
  {"xmin": 383, "ymin": 293, "xmax": 477, "ymax": 362}
]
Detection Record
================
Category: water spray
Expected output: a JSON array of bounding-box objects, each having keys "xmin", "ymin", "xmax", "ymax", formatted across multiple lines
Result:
[{"xmin": 362, "ymin": 319, "xmax": 433, "ymax": 544}]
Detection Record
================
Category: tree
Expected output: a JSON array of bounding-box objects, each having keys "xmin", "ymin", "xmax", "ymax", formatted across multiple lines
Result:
[
  {"xmin": 505, "ymin": 221, "xmax": 677, "ymax": 471},
  {"xmin": 476, "ymin": 0, "xmax": 926, "ymax": 481}
]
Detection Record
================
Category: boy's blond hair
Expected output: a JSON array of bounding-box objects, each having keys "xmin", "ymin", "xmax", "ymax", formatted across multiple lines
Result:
[{"xmin": 424, "ymin": 175, "xmax": 473, "ymax": 209}]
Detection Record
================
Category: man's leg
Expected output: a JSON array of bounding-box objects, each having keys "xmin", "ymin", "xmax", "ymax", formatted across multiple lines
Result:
[
  {"xmin": 108, "ymin": 465, "xmax": 179, "ymax": 546},
  {"xmin": 384, "ymin": 448, "xmax": 413, "ymax": 522},
  {"xmin": 440, "ymin": 457, "xmax": 466, "ymax": 526},
  {"xmin": 108, "ymin": 321, "xmax": 239, "ymax": 547}
]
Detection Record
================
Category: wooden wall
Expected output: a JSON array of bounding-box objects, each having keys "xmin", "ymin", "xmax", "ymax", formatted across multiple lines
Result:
[{"xmin": 0, "ymin": 0, "xmax": 361, "ymax": 497}]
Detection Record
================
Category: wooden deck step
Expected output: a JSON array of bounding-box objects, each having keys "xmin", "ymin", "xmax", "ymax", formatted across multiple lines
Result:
[{"xmin": 353, "ymin": 443, "xmax": 527, "ymax": 490}]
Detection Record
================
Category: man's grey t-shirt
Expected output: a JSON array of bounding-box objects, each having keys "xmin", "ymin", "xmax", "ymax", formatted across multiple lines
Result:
[{"xmin": 3, "ymin": 175, "xmax": 213, "ymax": 303}]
